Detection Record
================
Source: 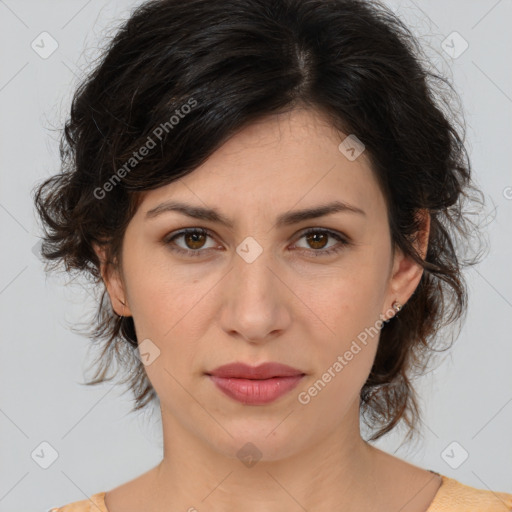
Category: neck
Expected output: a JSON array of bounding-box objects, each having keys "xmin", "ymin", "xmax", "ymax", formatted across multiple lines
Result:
[{"xmin": 148, "ymin": 400, "xmax": 379, "ymax": 512}]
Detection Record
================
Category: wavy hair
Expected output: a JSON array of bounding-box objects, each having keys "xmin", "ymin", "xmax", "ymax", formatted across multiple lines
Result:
[{"xmin": 32, "ymin": 0, "xmax": 488, "ymax": 442}]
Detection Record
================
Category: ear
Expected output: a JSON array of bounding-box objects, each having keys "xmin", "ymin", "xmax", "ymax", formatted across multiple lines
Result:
[
  {"xmin": 92, "ymin": 242, "xmax": 132, "ymax": 317},
  {"xmin": 384, "ymin": 209, "xmax": 430, "ymax": 316}
]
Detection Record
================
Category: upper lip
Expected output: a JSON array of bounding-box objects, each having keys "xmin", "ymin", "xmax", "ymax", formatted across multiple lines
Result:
[{"xmin": 207, "ymin": 362, "xmax": 305, "ymax": 379}]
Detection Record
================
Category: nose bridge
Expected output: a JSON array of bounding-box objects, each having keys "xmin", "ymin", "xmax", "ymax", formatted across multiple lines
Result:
[
  {"xmin": 233, "ymin": 237, "xmax": 279, "ymax": 309},
  {"xmin": 220, "ymin": 237, "xmax": 289, "ymax": 342}
]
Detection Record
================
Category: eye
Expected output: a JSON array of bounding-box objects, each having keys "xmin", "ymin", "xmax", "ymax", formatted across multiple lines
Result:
[
  {"xmin": 163, "ymin": 227, "xmax": 351, "ymax": 258},
  {"xmin": 163, "ymin": 228, "xmax": 219, "ymax": 257},
  {"xmin": 292, "ymin": 228, "xmax": 350, "ymax": 257}
]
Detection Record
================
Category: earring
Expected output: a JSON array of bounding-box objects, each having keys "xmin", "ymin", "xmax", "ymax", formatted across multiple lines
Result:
[
  {"xmin": 392, "ymin": 301, "xmax": 402, "ymax": 313},
  {"xmin": 383, "ymin": 300, "xmax": 402, "ymax": 325}
]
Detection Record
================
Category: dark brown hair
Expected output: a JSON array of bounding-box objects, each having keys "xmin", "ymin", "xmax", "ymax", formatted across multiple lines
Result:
[{"xmin": 32, "ymin": 0, "xmax": 488, "ymax": 442}]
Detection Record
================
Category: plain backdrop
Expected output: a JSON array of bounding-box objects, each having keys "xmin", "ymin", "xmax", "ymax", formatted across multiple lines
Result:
[{"xmin": 0, "ymin": 1, "xmax": 511, "ymax": 511}]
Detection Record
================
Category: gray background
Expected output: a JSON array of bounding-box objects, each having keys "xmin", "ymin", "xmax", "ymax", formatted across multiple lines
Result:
[{"xmin": 0, "ymin": 1, "xmax": 511, "ymax": 511}]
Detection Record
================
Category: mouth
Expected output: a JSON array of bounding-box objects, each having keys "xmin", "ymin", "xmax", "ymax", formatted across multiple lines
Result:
[{"xmin": 205, "ymin": 361, "xmax": 305, "ymax": 405}]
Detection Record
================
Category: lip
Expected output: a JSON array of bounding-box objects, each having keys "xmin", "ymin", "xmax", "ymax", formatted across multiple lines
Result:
[
  {"xmin": 206, "ymin": 362, "xmax": 305, "ymax": 405},
  {"xmin": 207, "ymin": 362, "xmax": 304, "ymax": 379}
]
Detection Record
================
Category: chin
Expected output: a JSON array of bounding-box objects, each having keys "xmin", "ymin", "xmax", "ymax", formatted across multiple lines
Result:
[{"xmin": 201, "ymin": 416, "xmax": 313, "ymax": 464}]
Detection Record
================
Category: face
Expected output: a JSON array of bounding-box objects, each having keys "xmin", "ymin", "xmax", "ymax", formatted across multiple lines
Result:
[{"xmin": 96, "ymin": 107, "xmax": 428, "ymax": 461}]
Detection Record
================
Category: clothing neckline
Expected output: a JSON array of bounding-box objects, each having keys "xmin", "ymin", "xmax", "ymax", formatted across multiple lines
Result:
[
  {"xmin": 424, "ymin": 470, "xmax": 447, "ymax": 511},
  {"xmin": 93, "ymin": 471, "xmax": 448, "ymax": 512}
]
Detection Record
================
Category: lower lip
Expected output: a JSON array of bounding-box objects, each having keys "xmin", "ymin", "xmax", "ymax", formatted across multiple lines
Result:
[{"xmin": 208, "ymin": 375, "xmax": 304, "ymax": 405}]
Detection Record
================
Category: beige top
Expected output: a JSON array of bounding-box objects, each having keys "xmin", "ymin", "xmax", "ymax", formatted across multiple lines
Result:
[{"xmin": 49, "ymin": 473, "xmax": 512, "ymax": 511}]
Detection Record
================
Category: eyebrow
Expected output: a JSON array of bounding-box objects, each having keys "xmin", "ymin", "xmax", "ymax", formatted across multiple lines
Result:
[{"xmin": 145, "ymin": 199, "xmax": 366, "ymax": 228}]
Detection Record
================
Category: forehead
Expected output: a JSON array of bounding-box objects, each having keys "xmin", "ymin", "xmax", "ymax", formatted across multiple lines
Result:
[{"xmin": 135, "ymin": 108, "xmax": 385, "ymax": 223}]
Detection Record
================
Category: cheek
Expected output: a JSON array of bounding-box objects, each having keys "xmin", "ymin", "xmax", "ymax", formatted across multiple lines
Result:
[
  {"xmin": 300, "ymin": 262, "xmax": 386, "ymax": 335},
  {"xmin": 294, "ymin": 263, "xmax": 385, "ymax": 393},
  {"xmin": 125, "ymin": 262, "xmax": 212, "ymax": 378},
  {"xmin": 297, "ymin": 291, "xmax": 381, "ymax": 418},
  {"xmin": 123, "ymin": 244, "xmax": 203, "ymax": 330}
]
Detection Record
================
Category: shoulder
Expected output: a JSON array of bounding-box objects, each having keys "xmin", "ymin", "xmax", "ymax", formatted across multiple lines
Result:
[
  {"xmin": 48, "ymin": 492, "xmax": 107, "ymax": 512},
  {"xmin": 428, "ymin": 474, "xmax": 512, "ymax": 511}
]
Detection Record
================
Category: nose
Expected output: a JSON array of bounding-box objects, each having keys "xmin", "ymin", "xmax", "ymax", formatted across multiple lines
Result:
[{"xmin": 218, "ymin": 246, "xmax": 292, "ymax": 344}]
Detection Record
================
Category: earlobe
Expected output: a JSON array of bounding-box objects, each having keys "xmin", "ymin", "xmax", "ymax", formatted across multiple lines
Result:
[
  {"xmin": 382, "ymin": 299, "xmax": 403, "ymax": 323},
  {"xmin": 92, "ymin": 242, "xmax": 132, "ymax": 317},
  {"xmin": 116, "ymin": 297, "xmax": 130, "ymax": 318}
]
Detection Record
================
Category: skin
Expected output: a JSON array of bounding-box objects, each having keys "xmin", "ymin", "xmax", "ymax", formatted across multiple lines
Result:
[{"xmin": 94, "ymin": 107, "xmax": 439, "ymax": 512}]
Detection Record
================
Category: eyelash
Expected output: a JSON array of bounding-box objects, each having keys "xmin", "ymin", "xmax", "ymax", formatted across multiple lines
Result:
[{"xmin": 163, "ymin": 227, "xmax": 350, "ymax": 258}]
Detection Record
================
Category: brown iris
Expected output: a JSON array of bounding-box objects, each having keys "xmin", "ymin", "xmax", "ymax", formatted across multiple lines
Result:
[
  {"xmin": 305, "ymin": 232, "xmax": 329, "ymax": 250},
  {"xmin": 183, "ymin": 231, "xmax": 208, "ymax": 250}
]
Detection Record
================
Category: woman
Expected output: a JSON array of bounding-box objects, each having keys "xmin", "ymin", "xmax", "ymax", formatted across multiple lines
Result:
[{"xmin": 34, "ymin": 0, "xmax": 512, "ymax": 510}]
